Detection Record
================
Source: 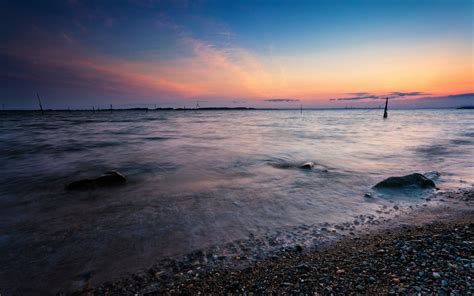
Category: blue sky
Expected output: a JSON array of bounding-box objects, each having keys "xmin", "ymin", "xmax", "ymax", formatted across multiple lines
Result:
[{"xmin": 1, "ymin": 0, "xmax": 472, "ymax": 109}]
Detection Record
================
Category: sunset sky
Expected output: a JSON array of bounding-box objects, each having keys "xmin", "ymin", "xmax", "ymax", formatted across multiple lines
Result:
[{"xmin": 1, "ymin": 0, "xmax": 473, "ymax": 109}]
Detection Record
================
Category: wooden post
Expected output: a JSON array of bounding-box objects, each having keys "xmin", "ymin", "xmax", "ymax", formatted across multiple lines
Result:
[
  {"xmin": 110, "ymin": 104, "xmax": 113, "ymax": 113},
  {"xmin": 36, "ymin": 92, "xmax": 44, "ymax": 115},
  {"xmin": 383, "ymin": 98, "xmax": 388, "ymax": 119}
]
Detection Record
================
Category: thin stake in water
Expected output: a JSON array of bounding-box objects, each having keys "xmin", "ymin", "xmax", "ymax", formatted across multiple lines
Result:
[
  {"xmin": 36, "ymin": 92, "xmax": 44, "ymax": 115},
  {"xmin": 383, "ymin": 97, "xmax": 388, "ymax": 119}
]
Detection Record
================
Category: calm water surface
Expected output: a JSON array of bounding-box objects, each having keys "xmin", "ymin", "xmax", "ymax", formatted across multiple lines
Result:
[{"xmin": 0, "ymin": 109, "xmax": 473, "ymax": 294}]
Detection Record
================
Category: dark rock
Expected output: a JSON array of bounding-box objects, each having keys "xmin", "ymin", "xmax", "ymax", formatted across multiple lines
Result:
[
  {"xmin": 95, "ymin": 171, "xmax": 127, "ymax": 186},
  {"xmin": 424, "ymin": 171, "xmax": 440, "ymax": 180},
  {"xmin": 299, "ymin": 162, "xmax": 314, "ymax": 169},
  {"xmin": 373, "ymin": 173, "xmax": 435, "ymax": 189},
  {"xmin": 141, "ymin": 283, "xmax": 161, "ymax": 295},
  {"xmin": 66, "ymin": 179, "xmax": 96, "ymax": 191},
  {"xmin": 228, "ymin": 281, "xmax": 240, "ymax": 291},
  {"xmin": 295, "ymin": 263, "xmax": 310, "ymax": 271},
  {"xmin": 66, "ymin": 171, "xmax": 127, "ymax": 190}
]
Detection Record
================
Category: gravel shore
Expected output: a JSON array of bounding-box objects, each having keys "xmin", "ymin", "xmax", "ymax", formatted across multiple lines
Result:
[{"xmin": 79, "ymin": 189, "xmax": 474, "ymax": 295}]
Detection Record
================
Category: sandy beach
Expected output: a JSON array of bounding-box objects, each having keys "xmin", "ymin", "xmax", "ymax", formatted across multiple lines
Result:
[{"xmin": 74, "ymin": 188, "xmax": 474, "ymax": 295}]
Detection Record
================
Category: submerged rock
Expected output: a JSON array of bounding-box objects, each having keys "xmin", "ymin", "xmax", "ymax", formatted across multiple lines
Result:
[
  {"xmin": 299, "ymin": 162, "xmax": 315, "ymax": 169},
  {"xmin": 424, "ymin": 171, "xmax": 440, "ymax": 181},
  {"xmin": 374, "ymin": 173, "xmax": 435, "ymax": 189},
  {"xmin": 66, "ymin": 171, "xmax": 127, "ymax": 190}
]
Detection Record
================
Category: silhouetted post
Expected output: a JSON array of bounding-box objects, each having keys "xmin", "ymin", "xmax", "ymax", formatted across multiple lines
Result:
[
  {"xmin": 301, "ymin": 103, "xmax": 303, "ymax": 115},
  {"xmin": 93, "ymin": 106, "xmax": 95, "ymax": 112},
  {"xmin": 36, "ymin": 92, "xmax": 44, "ymax": 115},
  {"xmin": 383, "ymin": 97, "xmax": 388, "ymax": 119},
  {"xmin": 110, "ymin": 104, "xmax": 113, "ymax": 113}
]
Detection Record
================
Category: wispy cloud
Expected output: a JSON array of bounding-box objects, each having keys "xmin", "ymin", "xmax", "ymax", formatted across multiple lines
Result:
[
  {"xmin": 0, "ymin": 17, "xmax": 275, "ymax": 102},
  {"xmin": 330, "ymin": 91, "xmax": 431, "ymax": 101},
  {"xmin": 389, "ymin": 91, "xmax": 429, "ymax": 97},
  {"xmin": 347, "ymin": 92, "xmax": 371, "ymax": 96},
  {"xmin": 264, "ymin": 98, "xmax": 300, "ymax": 102}
]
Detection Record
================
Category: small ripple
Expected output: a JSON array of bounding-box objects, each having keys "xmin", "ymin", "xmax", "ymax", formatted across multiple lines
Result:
[
  {"xmin": 415, "ymin": 144, "xmax": 451, "ymax": 156},
  {"xmin": 143, "ymin": 136, "xmax": 173, "ymax": 141},
  {"xmin": 451, "ymin": 139, "xmax": 472, "ymax": 145}
]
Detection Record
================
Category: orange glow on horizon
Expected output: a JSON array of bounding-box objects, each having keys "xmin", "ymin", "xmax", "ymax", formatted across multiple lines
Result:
[{"xmin": 3, "ymin": 34, "xmax": 472, "ymax": 104}]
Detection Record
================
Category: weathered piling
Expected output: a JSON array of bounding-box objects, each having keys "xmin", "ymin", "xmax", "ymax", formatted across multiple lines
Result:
[{"xmin": 36, "ymin": 93, "xmax": 44, "ymax": 115}]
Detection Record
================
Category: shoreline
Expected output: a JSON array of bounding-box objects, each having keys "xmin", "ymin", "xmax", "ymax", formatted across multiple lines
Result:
[
  {"xmin": 1, "ymin": 107, "xmax": 470, "ymax": 112},
  {"xmin": 75, "ymin": 188, "xmax": 474, "ymax": 295}
]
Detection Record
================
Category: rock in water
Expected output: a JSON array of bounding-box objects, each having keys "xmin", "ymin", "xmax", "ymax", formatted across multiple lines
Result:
[
  {"xmin": 299, "ymin": 162, "xmax": 315, "ymax": 169},
  {"xmin": 95, "ymin": 171, "xmax": 127, "ymax": 186},
  {"xmin": 65, "ymin": 178, "xmax": 96, "ymax": 190},
  {"xmin": 373, "ymin": 173, "xmax": 435, "ymax": 189},
  {"xmin": 424, "ymin": 171, "xmax": 440, "ymax": 181},
  {"xmin": 66, "ymin": 171, "xmax": 127, "ymax": 190}
]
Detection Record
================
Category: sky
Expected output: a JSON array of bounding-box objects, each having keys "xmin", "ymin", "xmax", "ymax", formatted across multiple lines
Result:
[{"xmin": 0, "ymin": 0, "xmax": 473, "ymax": 109}]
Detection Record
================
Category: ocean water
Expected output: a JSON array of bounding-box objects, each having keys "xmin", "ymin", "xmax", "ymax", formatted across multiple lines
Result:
[{"xmin": 0, "ymin": 109, "xmax": 473, "ymax": 294}]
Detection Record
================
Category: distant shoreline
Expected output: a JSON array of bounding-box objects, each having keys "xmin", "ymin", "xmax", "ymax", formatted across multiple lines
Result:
[{"xmin": 0, "ymin": 107, "xmax": 471, "ymax": 112}]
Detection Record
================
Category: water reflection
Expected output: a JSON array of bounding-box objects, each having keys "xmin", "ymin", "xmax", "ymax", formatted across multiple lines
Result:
[{"xmin": 0, "ymin": 109, "xmax": 472, "ymax": 293}]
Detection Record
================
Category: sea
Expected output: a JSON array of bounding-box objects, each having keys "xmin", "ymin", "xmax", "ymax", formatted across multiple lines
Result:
[{"xmin": 0, "ymin": 109, "xmax": 473, "ymax": 294}]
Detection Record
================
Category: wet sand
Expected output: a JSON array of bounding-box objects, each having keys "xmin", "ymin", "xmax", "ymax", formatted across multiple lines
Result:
[{"xmin": 74, "ymin": 188, "xmax": 474, "ymax": 295}]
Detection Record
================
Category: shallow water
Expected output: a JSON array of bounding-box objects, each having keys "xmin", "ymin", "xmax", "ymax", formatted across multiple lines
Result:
[{"xmin": 0, "ymin": 109, "xmax": 473, "ymax": 294}]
